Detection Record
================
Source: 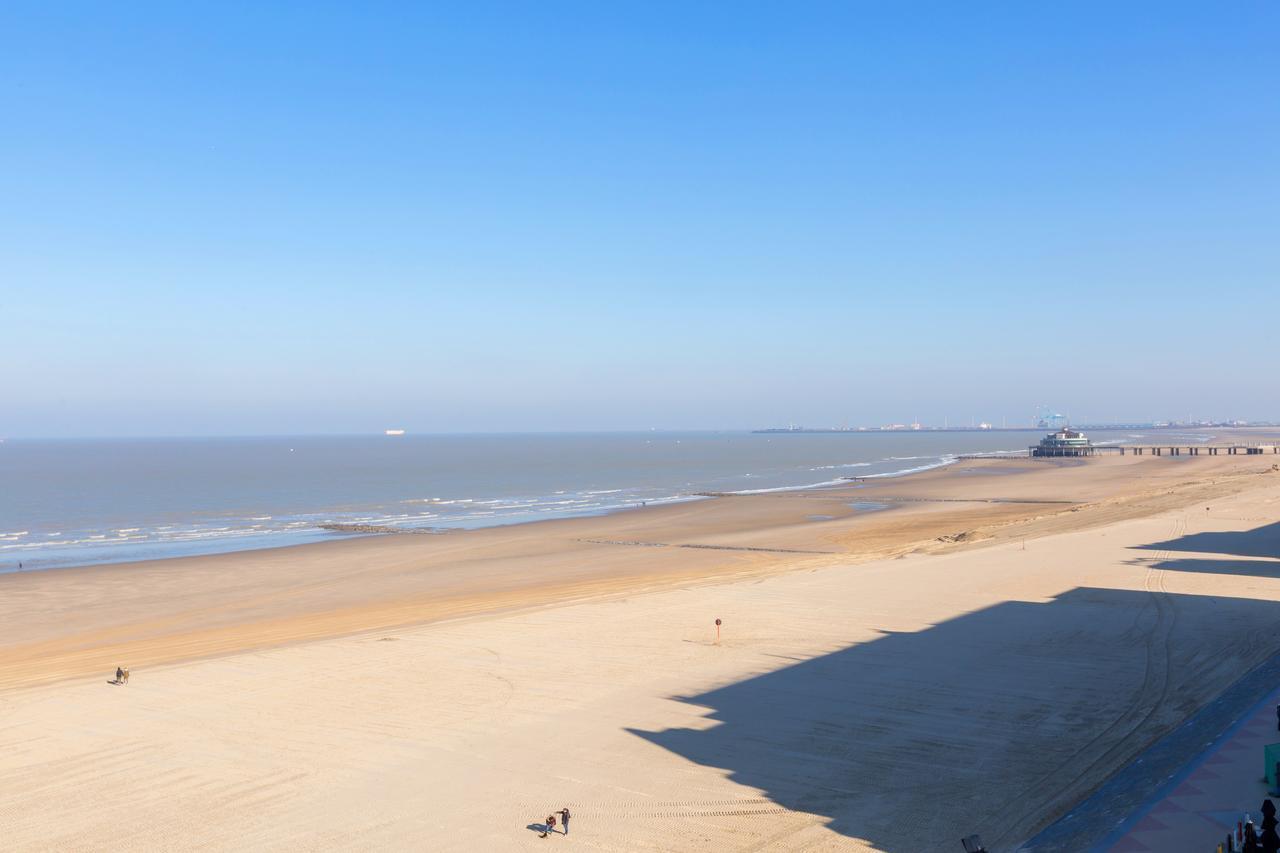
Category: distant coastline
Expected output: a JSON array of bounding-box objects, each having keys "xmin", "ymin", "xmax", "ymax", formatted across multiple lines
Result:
[
  {"xmin": 6, "ymin": 428, "xmax": 1273, "ymax": 574},
  {"xmin": 753, "ymin": 423, "xmax": 1271, "ymax": 434}
]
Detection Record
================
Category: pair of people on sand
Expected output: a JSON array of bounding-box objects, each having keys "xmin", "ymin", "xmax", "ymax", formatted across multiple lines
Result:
[{"xmin": 540, "ymin": 807, "xmax": 570, "ymax": 837}]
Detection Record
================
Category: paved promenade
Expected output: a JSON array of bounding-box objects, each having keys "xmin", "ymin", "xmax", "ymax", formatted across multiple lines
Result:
[{"xmin": 1104, "ymin": 685, "xmax": 1280, "ymax": 852}]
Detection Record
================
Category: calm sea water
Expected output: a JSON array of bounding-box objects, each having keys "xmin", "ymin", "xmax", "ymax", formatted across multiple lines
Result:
[{"xmin": 0, "ymin": 430, "xmax": 1189, "ymax": 571}]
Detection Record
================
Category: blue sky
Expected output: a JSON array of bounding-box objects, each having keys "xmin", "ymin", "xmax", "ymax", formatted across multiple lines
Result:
[{"xmin": 2, "ymin": 2, "xmax": 1278, "ymax": 436}]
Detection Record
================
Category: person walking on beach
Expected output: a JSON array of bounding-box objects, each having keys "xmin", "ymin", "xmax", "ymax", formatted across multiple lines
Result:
[
  {"xmin": 559, "ymin": 807, "xmax": 571, "ymax": 835},
  {"xmin": 115, "ymin": 666, "xmax": 123, "ymax": 684},
  {"xmin": 543, "ymin": 813, "xmax": 556, "ymax": 837}
]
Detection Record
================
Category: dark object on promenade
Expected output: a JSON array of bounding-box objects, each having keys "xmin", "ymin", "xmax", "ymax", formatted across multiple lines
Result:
[
  {"xmin": 961, "ymin": 835, "xmax": 987, "ymax": 853},
  {"xmin": 1260, "ymin": 798, "xmax": 1280, "ymax": 853},
  {"xmin": 1244, "ymin": 820, "xmax": 1261, "ymax": 852}
]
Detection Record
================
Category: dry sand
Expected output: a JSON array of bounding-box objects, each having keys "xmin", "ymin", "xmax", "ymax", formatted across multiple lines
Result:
[{"xmin": 4, "ymin": 449, "xmax": 1280, "ymax": 850}]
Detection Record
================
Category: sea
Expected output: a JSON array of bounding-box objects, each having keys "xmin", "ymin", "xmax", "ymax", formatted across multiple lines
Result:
[{"xmin": 0, "ymin": 429, "xmax": 1208, "ymax": 572}]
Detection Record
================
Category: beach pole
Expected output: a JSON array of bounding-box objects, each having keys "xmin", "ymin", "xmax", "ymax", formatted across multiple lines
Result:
[{"xmin": 715, "ymin": 618, "xmax": 721, "ymax": 644}]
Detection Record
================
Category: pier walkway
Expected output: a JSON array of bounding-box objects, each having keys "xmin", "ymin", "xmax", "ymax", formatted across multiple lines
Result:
[
  {"xmin": 1122, "ymin": 445, "xmax": 1279, "ymax": 456},
  {"xmin": 1029, "ymin": 445, "xmax": 1280, "ymax": 459}
]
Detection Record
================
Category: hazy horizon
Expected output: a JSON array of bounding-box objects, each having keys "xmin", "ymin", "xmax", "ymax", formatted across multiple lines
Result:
[
  {"xmin": 4, "ymin": 3, "xmax": 1278, "ymax": 438},
  {"xmin": 2, "ymin": 419, "xmax": 1275, "ymax": 442}
]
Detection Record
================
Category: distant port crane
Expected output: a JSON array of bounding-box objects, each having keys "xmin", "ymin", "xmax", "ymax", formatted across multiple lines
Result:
[{"xmin": 1035, "ymin": 405, "xmax": 1067, "ymax": 430}]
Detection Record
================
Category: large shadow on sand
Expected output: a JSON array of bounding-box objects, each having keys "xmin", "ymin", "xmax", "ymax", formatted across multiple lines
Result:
[
  {"xmin": 1132, "ymin": 519, "xmax": 1280, "ymax": 559},
  {"xmin": 1136, "ymin": 557, "xmax": 1280, "ymax": 578},
  {"xmin": 1126, "ymin": 519, "xmax": 1280, "ymax": 579},
  {"xmin": 629, "ymin": 587, "xmax": 1280, "ymax": 852}
]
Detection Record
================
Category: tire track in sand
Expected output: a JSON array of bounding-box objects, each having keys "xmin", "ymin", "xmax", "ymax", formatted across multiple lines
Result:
[{"xmin": 990, "ymin": 515, "xmax": 1183, "ymax": 848}]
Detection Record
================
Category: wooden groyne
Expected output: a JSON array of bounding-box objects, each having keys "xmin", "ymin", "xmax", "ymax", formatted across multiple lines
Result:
[
  {"xmin": 576, "ymin": 538, "xmax": 835, "ymax": 555},
  {"xmin": 319, "ymin": 523, "xmax": 449, "ymax": 535}
]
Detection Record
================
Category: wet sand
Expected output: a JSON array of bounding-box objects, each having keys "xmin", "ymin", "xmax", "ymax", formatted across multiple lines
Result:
[
  {"xmin": 4, "ymin": 448, "xmax": 1280, "ymax": 850},
  {"xmin": 2, "ymin": 452, "xmax": 1264, "ymax": 692}
]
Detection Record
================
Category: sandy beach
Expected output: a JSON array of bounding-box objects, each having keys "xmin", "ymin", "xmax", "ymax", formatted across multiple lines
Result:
[{"xmin": 5, "ymin": 447, "xmax": 1280, "ymax": 851}]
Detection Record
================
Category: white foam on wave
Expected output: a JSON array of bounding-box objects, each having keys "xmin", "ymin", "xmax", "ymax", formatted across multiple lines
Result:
[
  {"xmin": 718, "ymin": 452, "xmax": 962, "ymax": 495},
  {"xmin": 728, "ymin": 477, "xmax": 850, "ymax": 495},
  {"xmin": 809, "ymin": 462, "xmax": 873, "ymax": 471},
  {"xmin": 858, "ymin": 455, "xmax": 959, "ymax": 479}
]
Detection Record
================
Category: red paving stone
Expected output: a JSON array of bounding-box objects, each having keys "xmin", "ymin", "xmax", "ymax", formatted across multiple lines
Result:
[{"xmin": 1107, "ymin": 687, "xmax": 1280, "ymax": 851}]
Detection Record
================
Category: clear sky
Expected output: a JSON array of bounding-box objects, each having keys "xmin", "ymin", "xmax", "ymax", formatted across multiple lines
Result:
[{"xmin": 3, "ymin": 2, "xmax": 1278, "ymax": 436}]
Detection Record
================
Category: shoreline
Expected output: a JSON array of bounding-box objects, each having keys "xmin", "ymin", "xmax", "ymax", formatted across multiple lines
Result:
[
  {"xmin": 4, "ymin": 451, "xmax": 1277, "ymax": 693},
  {"xmin": 19, "ymin": 423, "xmax": 1248, "ymax": 575},
  {"xmin": 2, "ymin": 450, "xmax": 973, "ymax": 575}
]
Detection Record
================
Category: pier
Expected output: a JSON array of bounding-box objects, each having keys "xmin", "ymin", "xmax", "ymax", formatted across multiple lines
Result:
[
  {"xmin": 1117, "ymin": 444, "xmax": 1277, "ymax": 456},
  {"xmin": 1029, "ymin": 427, "xmax": 1280, "ymax": 458},
  {"xmin": 1029, "ymin": 444, "xmax": 1280, "ymax": 458}
]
